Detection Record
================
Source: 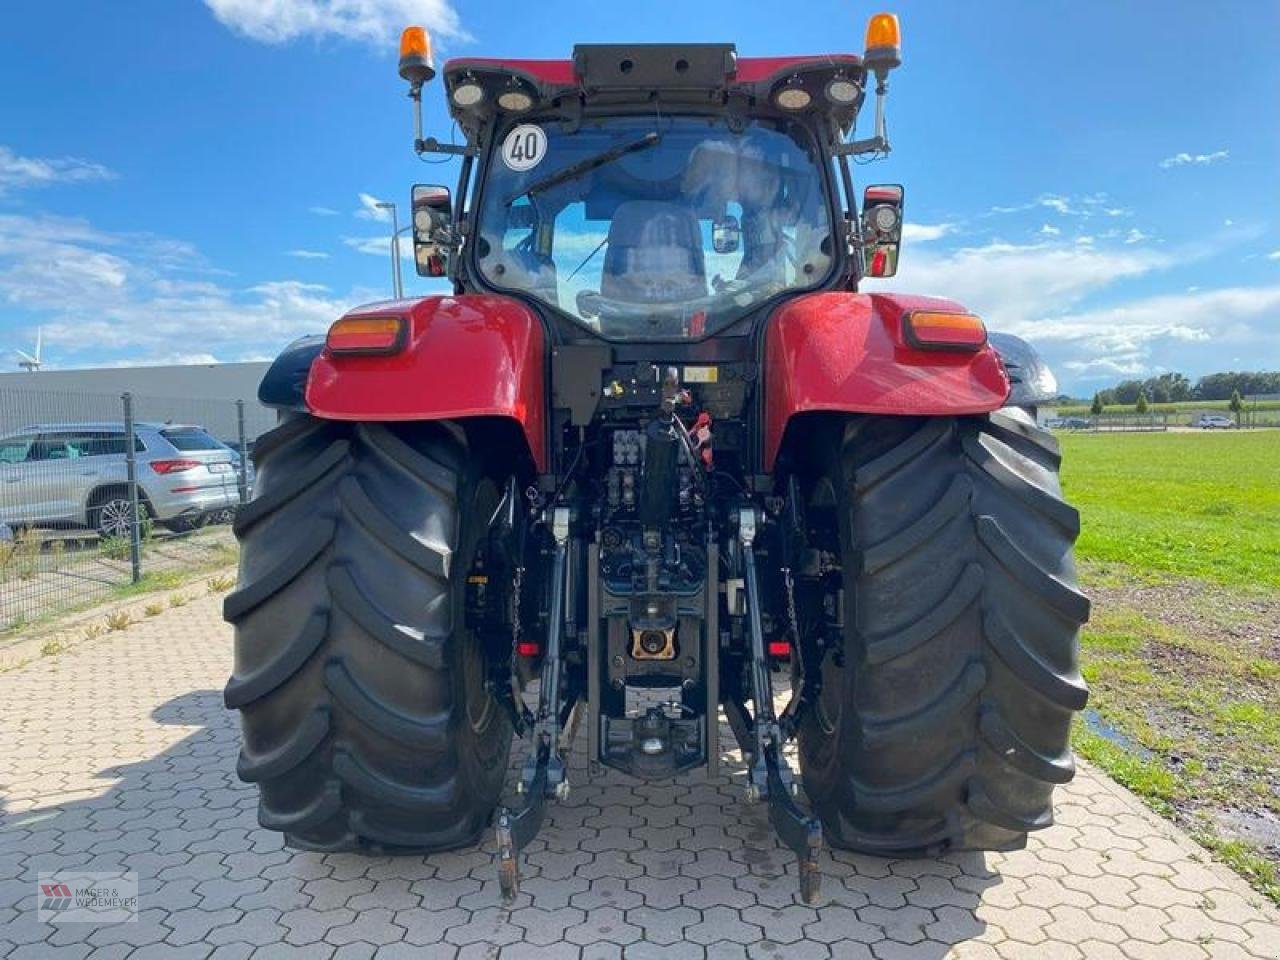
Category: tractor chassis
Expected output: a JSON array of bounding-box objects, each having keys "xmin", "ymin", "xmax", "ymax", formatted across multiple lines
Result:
[{"xmin": 494, "ymin": 504, "xmax": 823, "ymax": 904}]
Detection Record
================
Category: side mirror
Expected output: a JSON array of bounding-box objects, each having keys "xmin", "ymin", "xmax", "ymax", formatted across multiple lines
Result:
[
  {"xmin": 861, "ymin": 184, "xmax": 904, "ymax": 278},
  {"xmin": 411, "ymin": 184, "xmax": 453, "ymax": 278},
  {"xmin": 711, "ymin": 215, "xmax": 741, "ymax": 255}
]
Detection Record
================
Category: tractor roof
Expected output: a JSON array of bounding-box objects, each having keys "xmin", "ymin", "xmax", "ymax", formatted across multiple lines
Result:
[{"xmin": 441, "ymin": 45, "xmax": 865, "ymax": 128}]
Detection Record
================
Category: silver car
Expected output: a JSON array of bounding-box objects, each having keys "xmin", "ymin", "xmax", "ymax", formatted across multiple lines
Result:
[{"xmin": 0, "ymin": 422, "xmax": 252, "ymax": 536}]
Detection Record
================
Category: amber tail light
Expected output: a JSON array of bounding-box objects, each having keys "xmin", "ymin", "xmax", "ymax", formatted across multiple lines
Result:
[
  {"xmin": 902, "ymin": 311, "xmax": 987, "ymax": 352},
  {"xmin": 326, "ymin": 316, "xmax": 407, "ymax": 356}
]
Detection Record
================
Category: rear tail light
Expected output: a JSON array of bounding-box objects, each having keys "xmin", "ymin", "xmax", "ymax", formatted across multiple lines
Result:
[
  {"xmin": 326, "ymin": 316, "xmax": 407, "ymax": 355},
  {"xmin": 768, "ymin": 640, "xmax": 792, "ymax": 659},
  {"xmin": 516, "ymin": 641, "xmax": 541, "ymax": 658},
  {"xmin": 150, "ymin": 459, "xmax": 201, "ymax": 475},
  {"xmin": 902, "ymin": 310, "xmax": 987, "ymax": 352}
]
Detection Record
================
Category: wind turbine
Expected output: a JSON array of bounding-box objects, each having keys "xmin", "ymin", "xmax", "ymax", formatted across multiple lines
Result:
[{"xmin": 16, "ymin": 328, "xmax": 43, "ymax": 372}]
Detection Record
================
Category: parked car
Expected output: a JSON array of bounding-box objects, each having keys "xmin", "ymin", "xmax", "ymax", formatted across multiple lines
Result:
[
  {"xmin": 0, "ymin": 422, "xmax": 253, "ymax": 536},
  {"xmin": 1046, "ymin": 416, "xmax": 1091, "ymax": 430},
  {"xmin": 1194, "ymin": 414, "xmax": 1237, "ymax": 429}
]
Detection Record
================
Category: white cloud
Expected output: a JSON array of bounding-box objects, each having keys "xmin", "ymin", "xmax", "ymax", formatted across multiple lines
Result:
[
  {"xmin": 1039, "ymin": 224, "xmax": 1060, "ymax": 237},
  {"xmin": 1267, "ymin": 250, "xmax": 1280, "ymax": 261},
  {"xmin": 203, "ymin": 0, "xmax": 468, "ymax": 46},
  {"xmin": 867, "ymin": 236, "xmax": 1253, "ymax": 388},
  {"xmin": 1043, "ymin": 285, "xmax": 1280, "ymax": 380},
  {"xmin": 287, "ymin": 249, "xmax": 330, "ymax": 259},
  {"xmin": 987, "ymin": 193, "xmax": 1129, "ymax": 219},
  {"xmin": 0, "ymin": 145, "xmax": 115, "ymax": 196},
  {"xmin": 343, "ymin": 235, "xmax": 414, "ymax": 261},
  {"xmin": 1159, "ymin": 150, "xmax": 1229, "ymax": 169},
  {"xmin": 878, "ymin": 239, "xmax": 1171, "ymax": 330},
  {"xmin": 1040, "ymin": 195, "xmax": 1072, "ymax": 215},
  {"xmin": 1124, "ymin": 228, "xmax": 1149, "ymax": 245},
  {"xmin": 355, "ymin": 193, "xmax": 392, "ymax": 222},
  {"xmin": 901, "ymin": 222, "xmax": 954, "ymax": 243},
  {"xmin": 0, "ymin": 212, "xmax": 368, "ymax": 364},
  {"xmin": 309, "ymin": 206, "xmax": 341, "ymax": 217}
]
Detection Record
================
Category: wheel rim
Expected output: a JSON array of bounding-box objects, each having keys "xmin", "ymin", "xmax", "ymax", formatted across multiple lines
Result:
[
  {"xmin": 462, "ymin": 628, "xmax": 496, "ymax": 734},
  {"xmin": 99, "ymin": 499, "xmax": 133, "ymax": 537},
  {"xmin": 804, "ymin": 475, "xmax": 843, "ymax": 738},
  {"xmin": 815, "ymin": 656, "xmax": 842, "ymax": 736},
  {"xmin": 460, "ymin": 478, "xmax": 500, "ymax": 737}
]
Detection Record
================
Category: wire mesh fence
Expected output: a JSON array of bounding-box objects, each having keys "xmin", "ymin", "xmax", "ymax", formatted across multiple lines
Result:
[{"xmin": 0, "ymin": 386, "xmax": 273, "ymax": 633}]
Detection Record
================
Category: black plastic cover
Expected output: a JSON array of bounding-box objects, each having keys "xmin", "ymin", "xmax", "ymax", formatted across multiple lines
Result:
[
  {"xmin": 257, "ymin": 335, "xmax": 325, "ymax": 411},
  {"xmin": 573, "ymin": 44, "xmax": 736, "ymax": 91},
  {"xmin": 988, "ymin": 332, "xmax": 1059, "ymax": 408}
]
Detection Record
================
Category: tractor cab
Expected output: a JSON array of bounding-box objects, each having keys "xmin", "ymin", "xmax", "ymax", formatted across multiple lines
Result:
[{"xmin": 400, "ymin": 27, "xmax": 908, "ymax": 343}]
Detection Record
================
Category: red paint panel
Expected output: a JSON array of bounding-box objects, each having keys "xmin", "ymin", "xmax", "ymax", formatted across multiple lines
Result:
[
  {"xmin": 443, "ymin": 54, "xmax": 861, "ymax": 88},
  {"xmin": 734, "ymin": 54, "xmax": 862, "ymax": 82},
  {"xmin": 306, "ymin": 295, "xmax": 547, "ymax": 471},
  {"xmin": 444, "ymin": 57, "xmax": 578, "ymax": 86},
  {"xmin": 763, "ymin": 292, "xmax": 1010, "ymax": 469}
]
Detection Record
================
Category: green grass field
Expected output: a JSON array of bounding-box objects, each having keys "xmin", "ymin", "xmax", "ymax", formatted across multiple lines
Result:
[
  {"xmin": 1059, "ymin": 431, "xmax": 1280, "ymax": 588},
  {"xmin": 1058, "ymin": 429, "xmax": 1280, "ymax": 903}
]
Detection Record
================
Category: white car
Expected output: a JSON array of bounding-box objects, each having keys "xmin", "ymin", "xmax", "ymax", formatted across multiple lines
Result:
[
  {"xmin": 0, "ymin": 422, "xmax": 252, "ymax": 536},
  {"xmin": 1194, "ymin": 414, "xmax": 1236, "ymax": 429}
]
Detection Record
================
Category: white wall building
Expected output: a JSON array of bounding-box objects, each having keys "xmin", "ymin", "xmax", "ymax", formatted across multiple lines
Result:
[{"xmin": 0, "ymin": 362, "xmax": 276, "ymax": 441}]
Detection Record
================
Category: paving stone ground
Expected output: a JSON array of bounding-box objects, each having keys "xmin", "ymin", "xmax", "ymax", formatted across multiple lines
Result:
[{"xmin": 0, "ymin": 591, "xmax": 1276, "ymax": 959}]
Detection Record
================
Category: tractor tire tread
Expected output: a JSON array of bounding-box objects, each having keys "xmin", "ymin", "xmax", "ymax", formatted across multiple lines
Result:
[
  {"xmin": 225, "ymin": 414, "xmax": 510, "ymax": 854},
  {"xmin": 799, "ymin": 409, "xmax": 1088, "ymax": 857}
]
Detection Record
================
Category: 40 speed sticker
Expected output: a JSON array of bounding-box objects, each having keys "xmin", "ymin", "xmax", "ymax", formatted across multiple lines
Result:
[{"xmin": 501, "ymin": 124, "xmax": 547, "ymax": 171}]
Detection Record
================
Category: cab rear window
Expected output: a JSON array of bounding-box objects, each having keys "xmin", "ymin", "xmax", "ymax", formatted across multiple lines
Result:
[{"xmin": 161, "ymin": 427, "xmax": 221, "ymax": 451}]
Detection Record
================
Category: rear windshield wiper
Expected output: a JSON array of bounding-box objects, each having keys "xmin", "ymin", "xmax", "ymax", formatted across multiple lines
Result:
[{"xmin": 505, "ymin": 131, "xmax": 660, "ymax": 206}]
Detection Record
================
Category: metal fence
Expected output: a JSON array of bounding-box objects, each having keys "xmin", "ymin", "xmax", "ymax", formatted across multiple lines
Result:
[
  {"xmin": 1049, "ymin": 410, "xmax": 1280, "ymax": 432},
  {"xmin": 0, "ymin": 387, "xmax": 272, "ymax": 633}
]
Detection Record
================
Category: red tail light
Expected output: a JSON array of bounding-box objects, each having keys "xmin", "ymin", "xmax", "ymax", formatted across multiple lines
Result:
[
  {"xmin": 149, "ymin": 459, "xmax": 201, "ymax": 475},
  {"xmin": 516, "ymin": 641, "xmax": 541, "ymax": 658},
  {"xmin": 768, "ymin": 640, "xmax": 792, "ymax": 659}
]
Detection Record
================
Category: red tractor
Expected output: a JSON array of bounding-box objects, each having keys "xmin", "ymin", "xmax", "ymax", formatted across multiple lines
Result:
[{"xmin": 225, "ymin": 14, "xmax": 1088, "ymax": 903}]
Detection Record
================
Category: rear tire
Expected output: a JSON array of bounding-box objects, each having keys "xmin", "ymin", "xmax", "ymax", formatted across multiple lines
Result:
[
  {"xmin": 223, "ymin": 413, "xmax": 513, "ymax": 852},
  {"xmin": 798, "ymin": 409, "xmax": 1089, "ymax": 856}
]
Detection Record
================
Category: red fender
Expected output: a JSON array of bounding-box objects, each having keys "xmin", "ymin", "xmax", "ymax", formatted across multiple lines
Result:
[
  {"xmin": 306, "ymin": 295, "xmax": 547, "ymax": 471},
  {"xmin": 763, "ymin": 292, "xmax": 1010, "ymax": 470}
]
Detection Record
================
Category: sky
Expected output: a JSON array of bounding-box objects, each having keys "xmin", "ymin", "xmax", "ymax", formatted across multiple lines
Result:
[{"xmin": 0, "ymin": 0, "xmax": 1277, "ymax": 395}]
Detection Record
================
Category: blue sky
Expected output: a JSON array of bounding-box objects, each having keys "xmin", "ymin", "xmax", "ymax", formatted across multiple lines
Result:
[{"xmin": 1, "ymin": 0, "xmax": 1277, "ymax": 394}]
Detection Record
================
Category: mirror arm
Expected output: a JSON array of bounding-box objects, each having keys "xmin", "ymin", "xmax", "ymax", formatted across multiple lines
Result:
[
  {"xmin": 407, "ymin": 78, "xmax": 474, "ymax": 157},
  {"xmin": 835, "ymin": 135, "xmax": 889, "ymax": 157},
  {"xmin": 836, "ymin": 76, "xmax": 891, "ymax": 156},
  {"xmin": 417, "ymin": 137, "xmax": 472, "ymax": 157}
]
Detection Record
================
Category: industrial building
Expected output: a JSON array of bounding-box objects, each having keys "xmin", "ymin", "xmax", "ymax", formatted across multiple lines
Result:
[{"xmin": 0, "ymin": 362, "xmax": 276, "ymax": 442}]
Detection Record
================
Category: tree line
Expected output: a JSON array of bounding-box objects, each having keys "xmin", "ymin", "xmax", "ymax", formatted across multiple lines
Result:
[{"xmin": 1089, "ymin": 371, "xmax": 1280, "ymax": 406}]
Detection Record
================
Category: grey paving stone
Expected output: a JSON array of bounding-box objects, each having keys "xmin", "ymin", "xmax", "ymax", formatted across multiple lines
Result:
[
  {"xmin": 0, "ymin": 590, "xmax": 1274, "ymax": 960},
  {"xmin": 322, "ymin": 907, "xmax": 406, "ymax": 947},
  {"xmin": 685, "ymin": 905, "xmax": 765, "ymax": 945}
]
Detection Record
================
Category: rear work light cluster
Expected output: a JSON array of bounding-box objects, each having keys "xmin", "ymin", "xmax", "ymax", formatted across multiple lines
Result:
[
  {"xmin": 902, "ymin": 310, "xmax": 987, "ymax": 352},
  {"xmin": 326, "ymin": 316, "xmax": 407, "ymax": 356}
]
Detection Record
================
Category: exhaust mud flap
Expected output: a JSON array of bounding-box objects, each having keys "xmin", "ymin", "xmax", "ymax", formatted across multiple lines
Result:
[
  {"xmin": 739, "ymin": 508, "xmax": 823, "ymax": 904},
  {"xmin": 495, "ymin": 508, "xmax": 572, "ymax": 902}
]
